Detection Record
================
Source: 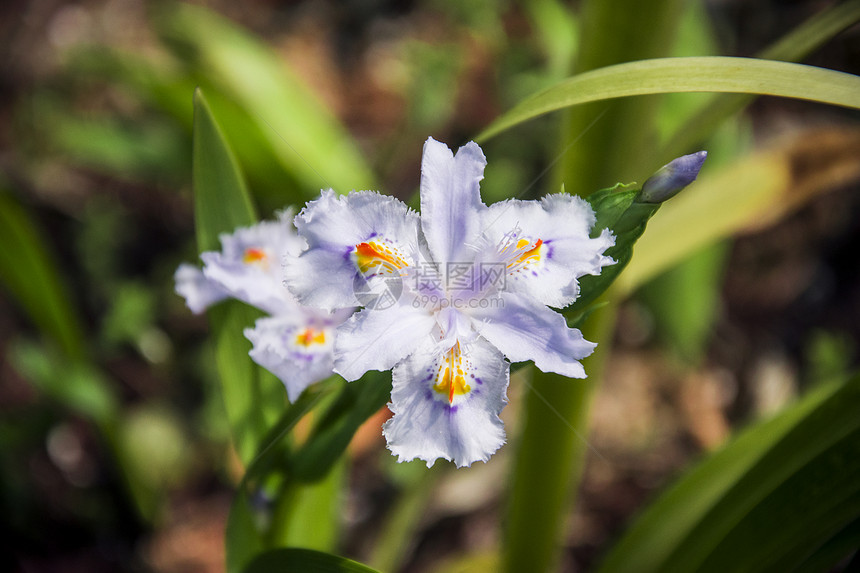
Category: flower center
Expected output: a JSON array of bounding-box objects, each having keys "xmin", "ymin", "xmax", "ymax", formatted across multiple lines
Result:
[
  {"xmin": 509, "ymin": 238, "xmax": 543, "ymax": 268},
  {"xmin": 352, "ymin": 240, "xmax": 408, "ymax": 277},
  {"xmin": 499, "ymin": 231, "xmax": 544, "ymax": 274},
  {"xmin": 432, "ymin": 342, "xmax": 471, "ymax": 404},
  {"xmin": 242, "ymin": 247, "xmax": 268, "ymax": 266},
  {"xmin": 294, "ymin": 327, "xmax": 326, "ymax": 347}
]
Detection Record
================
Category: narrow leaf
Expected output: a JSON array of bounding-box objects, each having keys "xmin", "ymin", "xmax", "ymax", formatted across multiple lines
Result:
[
  {"xmin": 477, "ymin": 57, "xmax": 860, "ymax": 142},
  {"xmin": 192, "ymin": 88, "xmax": 274, "ymax": 464},
  {"xmin": 242, "ymin": 548, "xmax": 381, "ymax": 573},
  {"xmin": 226, "ymin": 387, "xmax": 328, "ymax": 573},
  {"xmin": 0, "ymin": 189, "xmax": 86, "ymax": 360},
  {"xmin": 290, "ymin": 372, "xmax": 391, "ymax": 482},
  {"xmin": 160, "ymin": 4, "xmax": 376, "ymax": 196},
  {"xmin": 192, "ymin": 88, "xmax": 257, "ymax": 251},
  {"xmin": 597, "ymin": 375, "xmax": 860, "ymax": 573},
  {"xmin": 661, "ymin": 0, "xmax": 860, "ymax": 163}
]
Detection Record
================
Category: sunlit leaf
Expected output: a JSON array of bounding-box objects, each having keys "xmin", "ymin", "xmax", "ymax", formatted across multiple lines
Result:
[
  {"xmin": 272, "ymin": 460, "xmax": 344, "ymax": 552},
  {"xmin": 477, "ymin": 57, "xmax": 860, "ymax": 142},
  {"xmin": 661, "ymin": 0, "xmax": 860, "ymax": 162}
]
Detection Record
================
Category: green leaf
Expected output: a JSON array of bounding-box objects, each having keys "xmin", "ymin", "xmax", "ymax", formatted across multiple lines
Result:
[
  {"xmin": 226, "ymin": 388, "xmax": 328, "ymax": 573},
  {"xmin": 158, "ymin": 3, "xmax": 376, "ymax": 197},
  {"xmin": 192, "ymin": 88, "xmax": 257, "ymax": 251},
  {"xmin": 193, "ymin": 88, "xmax": 282, "ymax": 463},
  {"xmin": 792, "ymin": 517, "xmax": 860, "ymax": 573},
  {"xmin": 477, "ymin": 57, "xmax": 860, "ymax": 142},
  {"xmin": 9, "ymin": 340, "xmax": 117, "ymax": 427},
  {"xmin": 660, "ymin": 0, "xmax": 860, "ymax": 163},
  {"xmin": 597, "ymin": 375, "xmax": 860, "ymax": 573},
  {"xmin": 268, "ymin": 460, "xmax": 344, "ymax": 551},
  {"xmin": 242, "ymin": 548, "xmax": 381, "ymax": 573},
  {"xmin": 565, "ymin": 185, "xmax": 659, "ymax": 314},
  {"xmin": 290, "ymin": 372, "xmax": 391, "ymax": 482},
  {"xmin": 0, "ymin": 188, "xmax": 86, "ymax": 361}
]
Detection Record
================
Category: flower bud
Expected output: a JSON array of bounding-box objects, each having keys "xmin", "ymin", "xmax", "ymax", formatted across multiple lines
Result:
[{"xmin": 639, "ymin": 151, "xmax": 708, "ymax": 203}]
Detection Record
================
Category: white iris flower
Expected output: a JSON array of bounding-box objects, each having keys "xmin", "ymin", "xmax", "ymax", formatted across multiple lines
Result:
[
  {"xmin": 175, "ymin": 210, "xmax": 351, "ymax": 401},
  {"xmin": 288, "ymin": 138, "xmax": 615, "ymax": 467}
]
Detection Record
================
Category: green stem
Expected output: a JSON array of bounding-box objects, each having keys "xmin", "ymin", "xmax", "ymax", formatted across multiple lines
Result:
[
  {"xmin": 369, "ymin": 464, "xmax": 444, "ymax": 572},
  {"xmin": 266, "ymin": 460, "xmax": 344, "ymax": 552},
  {"xmin": 557, "ymin": 0, "xmax": 686, "ymax": 196},
  {"xmin": 503, "ymin": 0, "xmax": 684, "ymax": 570},
  {"xmin": 503, "ymin": 297, "xmax": 617, "ymax": 573}
]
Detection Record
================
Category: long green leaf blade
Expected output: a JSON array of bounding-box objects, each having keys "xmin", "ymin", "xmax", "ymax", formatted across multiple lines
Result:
[
  {"xmin": 597, "ymin": 375, "xmax": 860, "ymax": 573},
  {"xmin": 660, "ymin": 0, "xmax": 860, "ymax": 163},
  {"xmin": 192, "ymin": 88, "xmax": 257, "ymax": 251},
  {"xmin": 290, "ymin": 372, "xmax": 391, "ymax": 482},
  {"xmin": 192, "ymin": 88, "xmax": 278, "ymax": 463},
  {"xmin": 0, "ymin": 189, "xmax": 87, "ymax": 360},
  {"xmin": 242, "ymin": 548, "xmax": 381, "ymax": 573},
  {"xmin": 477, "ymin": 57, "xmax": 860, "ymax": 141},
  {"xmin": 161, "ymin": 4, "xmax": 376, "ymax": 196},
  {"xmin": 226, "ymin": 388, "xmax": 329, "ymax": 573}
]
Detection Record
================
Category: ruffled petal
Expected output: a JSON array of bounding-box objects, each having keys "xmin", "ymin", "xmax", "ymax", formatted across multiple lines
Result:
[
  {"xmin": 383, "ymin": 337, "xmax": 509, "ymax": 467},
  {"xmin": 200, "ymin": 215, "xmax": 300, "ymax": 314},
  {"xmin": 244, "ymin": 314, "xmax": 339, "ymax": 402},
  {"xmin": 468, "ymin": 291, "xmax": 595, "ymax": 378},
  {"xmin": 288, "ymin": 190, "xmax": 420, "ymax": 310},
  {"xmin": 419, "ymin": 138, "xmax": 487, "ymax": 267},
  {"xmin": 284, "ymin": 248, "xmax": 361, "ymax": 309},
  {"xmin": 174, "ymin": 263, "xmax": 229, "ymax": 314},
  {"xmin": 479, "ymin": 194, "xmax": 614, "ymax": 308},
  {"xmin": 333, "ymin": 302, "xmax": 436, "ymax": 381}
]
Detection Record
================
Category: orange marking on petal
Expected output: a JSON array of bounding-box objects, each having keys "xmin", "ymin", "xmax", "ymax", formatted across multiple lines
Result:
[
  {"xmin": 508, "ymin": 238, "xmax": 543, "ymax": 269},
  {"xmin": 432, "ymin": 342, "xmax": 471, "ymax": 404},
  {"xmin": 243, "ymin": 247, "xmax": 268, "ymax": 265},
  {"xmin": 353, "ymin": 241, "xmax": 408, "ymax": 275},
  {"xmin": 295, "ymin": 328, "xmax": 326, "ymax": 347}
]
